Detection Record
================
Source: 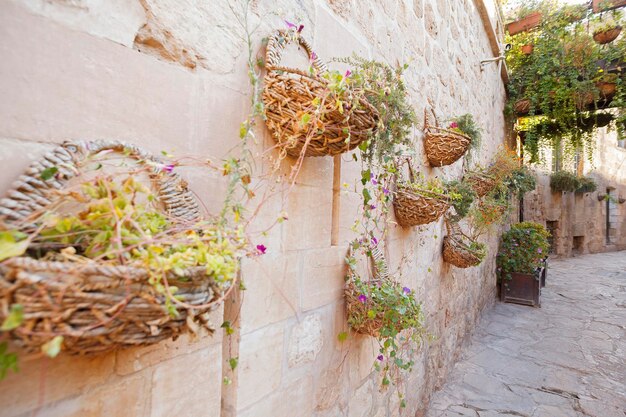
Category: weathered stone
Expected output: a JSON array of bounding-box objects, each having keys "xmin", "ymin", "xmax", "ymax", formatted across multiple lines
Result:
[{"xmin": 288, "ymin": 314, "xmax": 324, "ymax": 367}]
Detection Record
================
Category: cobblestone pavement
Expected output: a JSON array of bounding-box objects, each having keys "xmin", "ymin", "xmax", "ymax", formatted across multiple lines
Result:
[{"xmin": 426, "ymin": 251, "xmax": 626, "ymax": 417}]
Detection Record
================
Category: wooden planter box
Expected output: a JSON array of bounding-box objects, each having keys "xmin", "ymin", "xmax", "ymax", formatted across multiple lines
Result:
[
  {"xmin": 592, "ymin": 0, "xmax": 626, "ymax": 12},
  {"xmin": 501, "ymin": 268, "xmax": 543, "ymax": 307},
  {"xmin": 507, "ymin": 12, "xmax": 542, "ymax": 35}
]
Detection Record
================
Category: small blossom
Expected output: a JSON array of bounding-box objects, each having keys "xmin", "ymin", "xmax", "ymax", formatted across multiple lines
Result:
[
  {"xmin": 162, "ymin": 164, "xmax": 175, "ymax": 173},
  {"xmin": 377, "ymin": 354, "xmax": 384, "ymax": 361},
  {"xmin": 370, "ymin": 204, "xmax": 377, "ymax": 210},
  {"xmin": 358, "ymin": 294, "xmax": 367, "ymax": 303},
  {"xmin": 402, "ymin": 287, "xmax": 411, "ymax": 295},
  {"xmin": 345, "ymin": 69, "xmax": 352, "ymax": 78},
  {"xmin": 371, "ymin": 178, "xmax": 378, "ymax": 185},
  {"xmin": 383, "ymin": 187, "xmax": 390, "ymax": 196},
  {"xmin": 537, "ymin": 248, "xmax": 543, "ymax": 254},
  {"xmin": 310, "ymin": 51, "xmax": 318, "ymax": 61},
  {"xmin": 256, "ymin": 244, "xmax": 267, "ymax": 255},
  {"xmin": 371, "ymin": 236, "xmax": 378, "ymax": 246},
  {"xmin": 284, "ymin": 20, "xmax": 296, "ymax": 29},
  {"xmin": 449, "ymin": 122, "xmax": 459, "ymax": 129}
]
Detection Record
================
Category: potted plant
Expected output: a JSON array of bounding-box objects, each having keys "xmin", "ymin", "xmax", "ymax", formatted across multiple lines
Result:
[
  {"xmin": 593, "ymin": 0, "xmax": 626, "ymax": 12},
  {"xmin": 423, "ymin": 112, "xmax": 481, "ymax": 167},
  {"xmin": 505, "ymin": 166, "xmax": 537, "ymax": 197},
  {"xmin": 591, "ymin": 9, "xmax": 623, "ymax": 44},
  {"xmin": 497, "ymin": 222, "xmax": 550, "ymax": 307},
  {"xmin": 0, "ymin": 141, "xmax": 246, "ymax": 365},
  {"xmin": 345, "ymin": 243, "xmax": 426, "ymax": 393},
  {"xmin": 550, "ymin": 171, "xmax": 581, "ymax": 193},
  {"xmin": 595, "ymin": 72, "xmax": 619, "ymax": 99},
  {"xmin": 393, "ymin": 168, "xmax": 450, "ymax": 227},
  {"xmin": 576, "ymin": 176, "xmax": 598, "ymax": 193}
]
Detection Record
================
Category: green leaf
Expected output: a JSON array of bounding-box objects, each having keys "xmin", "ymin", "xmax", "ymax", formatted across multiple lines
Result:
[
  {"xmin": 228, "ymin": 357, "xmax": 238, "ymax": 370},
  {"xmin": 0, "ymin": 342, "xmax": 18, "ymax": 380},
  {"xmin": 0, "ymin": 232, "xmax": 29, "ymax": 262},
  {"xmin": 300, "ymin": 113, "xmax": 311, "ymax": 126},
  {"xmin": 1, "ymin": 304, "xmax": 23, "ymax": 331},
  {"xmin": 40, "ymin": 167, "xmax": 58, "ymax": 181},
  {"xmin": 367, "ymin": 309, "xmax": 376, "ymax": 319},
  {"xmin": 42, "ymin": 336, "xmax": 63, "ymax": 358},
  {"xmin": 337, "ymin": 331, "xmax": 348, "ymax": 342}
]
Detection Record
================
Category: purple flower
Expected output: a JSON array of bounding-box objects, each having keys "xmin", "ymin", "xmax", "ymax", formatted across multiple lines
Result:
[
  {"xmin": 371, "ymin": 178, "xmax": 378, "ymax": 186},
  {"xmin": 162, "ymin": 164, "xmax": 175, "ymax": 173},
  {"xmin": 377, "ymin": 354, "xmax": 384, "ymax": 361},
  {"xmin": 284, "ymin": 20, "xmax": 304, "ymax": 32},
  {"xmin": 402, "ymin": 287, "xmax": 411, "ymax": 295},
  {"xmin": 345, "ymin": 69, "xmax": 352, "ymax": 78},
  {"xmin": 370, "ymin": 204, "xmax": 377, "ymax": 210},
  {"xmin": 358, "ymin": 294, "xmax": 367, "ymax": 303},
  {"xmin": 256, "ymin": 244, "xmax": 267, "ymax": 255},
  {"xmin": 310, "ymin": 51, "xmax": 318, "ymax": 61},
  {"xmin": 537, "ymin": 248, "xmax": 543, "ymax": 254},
  {"xmin": 383, "ymin": 187, "xmax": 390, "ymax": 196},
  {"xmin": 371, "ymin": 236, "xmax": 378, "ymax": 246}
]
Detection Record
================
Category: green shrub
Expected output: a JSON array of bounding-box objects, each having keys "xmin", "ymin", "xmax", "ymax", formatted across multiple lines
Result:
[
  {"xmin": 576, "ymin": 176, "xmax": 597, "ymax": 193},
  {"xmin": 497, "ymin": 222, "xmax": 550, "ymax": 277},
  {"xmin": 550, "ymin": 171, "xmax": 580, "ymax": 192},
  {"xmin": 506, "ymin": 166, "xmax": 537, "ymax": 197}
]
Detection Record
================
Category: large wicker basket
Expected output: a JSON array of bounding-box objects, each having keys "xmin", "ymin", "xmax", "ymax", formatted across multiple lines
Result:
[
  {"xmin": 393, "ymin": 160, "xmax": 450, "ymax": 227},
  {"xmin": 442, "ymin": 222, "xmax": 484, "ymax": 268},
  {"xmin": 0, "ymin": 140, "xmax": 230, "ymax": 355},
  {"xmin": 345, "ymin": 246, "xmax": 390, "ymax": 337},
  {"xmin": 423, "ymin": 110, "xmax": 471, "ymax": 167},
  {"xmin": 262, "ymin": 29, "xmax": 379, "ymax": 158},
  {"xmin": 465, "ymin": 172, "xmax": 497, "ymax": 197}
]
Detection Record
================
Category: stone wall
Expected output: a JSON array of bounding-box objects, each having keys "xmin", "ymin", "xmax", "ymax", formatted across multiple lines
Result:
[
  {"xmin": 523, "ymin": 128, "xmax": 626, "ymax": 257},
  {"xmin": 0, "ymin": 1, "xmax": 507, "ymax": 416}
]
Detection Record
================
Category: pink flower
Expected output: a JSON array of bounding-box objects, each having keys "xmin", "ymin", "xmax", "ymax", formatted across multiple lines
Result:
[
  {"xmin": 371, "ymin": 178, "xmax": 378, "ymax": 185},
  {"xmin": 162, "ymin": 164, "xmax": 175, "ymax": 173},
  {"xmin": 310, "ymin": 51, "xmax": 318, "ymax": 61},
  {"xmin": 256, "ymin": 244, "xmax": 267, "ymax": 255},
  {"xmin": 537, "ymin": 248, "xmax": 543, "ymax": 254},
  {"xmin": 371, "ymin": 236, "xmax": 378, "ymax": 246},
  {"xmin": 284, "ymin": 20, "xmax": 303, "ymax": 33},
  {"xmin": 358, "ymin": 294, "xmax": 367, "ymax": 303},
  {"xmin": 345, "ymin": 69, "xmax": 352, "ymax": 78},
  {"xmin": 402, "ymin": 287, "xmax": 411, "ymax": 295},
  {"xmin": 449, "ymin": 122, "xmax": 459, "ymax": 129}
]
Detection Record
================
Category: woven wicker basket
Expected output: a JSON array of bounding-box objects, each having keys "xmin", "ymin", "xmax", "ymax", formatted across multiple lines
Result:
[
  {"xmin": 442, "ymin": 222, "xmax": 484, "ymax": 268},
  {"xmin": 393, "ymin": 160, "xmax": 449, "ymax": 227},
  {"xmin": 423, "ymin": 110, "xmax": 471, "ymax": 167},
  {"xmin": 0, "ymin": 140, "xmax": 230, "ymax": 355},
  {"xmin": 593, "ymin": 26, "xmax": 622, "ymax": 44},
  {"xmin": 465, "ymin": 172, "xmax": 497, "ymax": 197},
  {"xmin": 262, "ymin": 29, "xmax": 379, "ymax": 158},
  {"xmin": 344, "ymin": 246, "xmax": 390, "ymax": 337}
]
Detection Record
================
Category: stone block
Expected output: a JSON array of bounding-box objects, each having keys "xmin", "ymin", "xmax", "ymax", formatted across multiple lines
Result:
[
  {"xmin": 16, "ymin": 0, "xmax": 146, "ymax": 47},
  {"xmin": 284, "ymin": 184, "xmax": 333, "ymax": 251},
  {"xmin": 238, "ymin": 376, "xmax": 314, "ymax": 417},
  {"xmin": 237, "ymin": 324, "xmax": 284, "ymax": 410},
  {"xmin": 288, "ymin": 314, "xmax": 324, "ymax": 367},
  {"xmin": 301, "ymin": 246, "xmax": 348, "ymax": 311},
  {"xmin": 239, "ymin": 253, "xmax": 300, "ymax": 335},
  {"xmin": 0, "ymin": 353, "xmax": 115, "ymax": 416},
  {"xmin": 347, "ymin": 379, "xmax": 373, "ymax": 417},
  {"xmin": 150, "ymin": 344, "xmax": 222, "ymax": 417}
]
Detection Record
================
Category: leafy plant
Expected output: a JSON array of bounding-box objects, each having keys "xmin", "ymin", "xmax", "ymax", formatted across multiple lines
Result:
[
  {"xmin": 444, "ymin": 180, "xmax": 477, "ymax": 221},
  {"xmin": 576, "ymin": 176, "xmax": 598, "ymax": 193},
  {"xmin": 497, "ymin": 221, "xmax": 550, "ymax": 278},
  {"xmin": 467, "ymin": 185, "xmax": 511, "ymax": 237},
  {"xmin": 448, "ymin": 114, "xmax": 482, "ymax": 149},
  {"xmin": 345, "ymin": 245, "xmax": 426, "ymax": 390},
  {"xmin": 550, "ymin": 170, "xmax": 580, "ymax": 192},
  {"xmin": 505, "ymin": 166, "xmax": 537, "ymax": 197}
]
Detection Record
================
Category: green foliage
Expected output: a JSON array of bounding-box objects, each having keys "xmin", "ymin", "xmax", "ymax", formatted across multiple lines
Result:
[
  {"xmin": 335, "ymin": 56, "xmax": 417, "ymax": 164},
  {"xmin": 576, "ymin": 176, "xmax": 598, "ymax": 193},
  {"xmin": 549, "ymin": 170, "xmax": 580, "ymax": 192},
  {"xmin": 467, "ymin": 185, "xmax": 511, "ymax": 237},
  {"xmin": 505, "ymin": 166, "xmax": 537, "ymax": 197},
  {"xmin": 505, "ymin": 2, "xmax": 626, "ymax": 163},
  {"xmin": 346, "ymin": 248, "xmax": 426, "ymax": 387},
  {"xmin": 42, "ymin": 336, "xmax": 64, "ymax": 358},
  {"xmin": 449, "ymin": 114, "xmax": 482, "ymax": 150},
  {"xmin": 0, "ymin": 343, "xmax": 18, "ymax": 380},
  {"xmin": 0, "ymin": 231, "xmax": 29, "ymax": 262},
  {"xmin": 444, "ymin": 180, "xmax": 477, "ymax": 221},
  {"xmin": 497, "ymin": 222, "xmax": 550, "ymax": 277},
  {"xmin": 1, "ymin": 304, "xmax": 23, "ymax": 331}
]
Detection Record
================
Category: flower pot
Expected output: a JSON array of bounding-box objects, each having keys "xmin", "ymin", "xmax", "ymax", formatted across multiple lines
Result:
[
  {"xmin": 513, "ymin": 98, "xmax": 531, "ymax": 116},
  {"xmin": 521, "ymin": 44, "xmax": 534, "ymax": 55},
  {"xmin": 500, "ymin": 269, "xmax": 542, "ymax": 307},
  {"xmin": 592, "ymin": 0, "xmax": 626, "ymax": 12},
  {"xmin": 573, "ymin": 91, "xmax": 595, "ymax": 111},
  {"xmin": 507, "ymin": 12, "xmax": 542, "ymax": 36},
  {"xmin": 596, "ymin": 81, "xmax": 617, "ymax": 99},
  {"xmin": 593, "ymin": 26, "xmax": 622, "ymax": 45}
]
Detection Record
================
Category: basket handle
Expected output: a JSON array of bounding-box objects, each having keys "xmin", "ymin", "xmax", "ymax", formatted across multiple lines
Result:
[
  {"xmin": 346, "ymin": 243, "xmax": 390, "ymax": 282},
  {"xmin": 265, "ymin": 29, "xmax": 328, "ymax": 74},
  {"xmin": 396, "ymin": 157, "xmax": 418, "ymax": 183},
  {"xmin": 424, "ymin": 107, "xmax": 440, "ymax": 129},
  {"xmin": 0, "ymin": 140, "xmax": 202, "ymax": 224}
]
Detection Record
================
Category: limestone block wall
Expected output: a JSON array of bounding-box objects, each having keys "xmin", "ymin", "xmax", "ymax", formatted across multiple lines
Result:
[
  {"xmin": 523, "ymin": 128, "xmax": 626, "ymax": 257},
  {"xmin": 0, "ymin": 1, "xmax": 507, "ymax": 416}
]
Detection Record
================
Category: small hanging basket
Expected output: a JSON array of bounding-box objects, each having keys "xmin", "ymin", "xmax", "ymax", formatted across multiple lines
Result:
[
  {"xmin": 423, "ymin": 109, "xmax": 471, "ymax": 167},
  {"xmin": 344, "ymin": 246, "xmax": 390, "ymax": 337},
  {"xmin": 262, "ymin": 29, "xmax": 379, "ymax": 158},
  {"xmin": 0, "ymin": 140, "xmax": 231, "ymax": 355},
  {"xmin": 442, "ymin": 222, "xmax": 485, "ymax": 268},
  {"xmin": 593, "ymin": 26, "xmax": 622, "ymax": 44},
  {"xmin": 465, "ymin": 172, "xmax": 497, "ymax": 197},
  {"xmin": 393, "ymin": 160, "xmax": 449, "ymax": 227}
]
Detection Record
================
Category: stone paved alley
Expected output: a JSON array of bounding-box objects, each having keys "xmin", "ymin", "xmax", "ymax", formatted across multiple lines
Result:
[{"xmin": 426, "ymin": 251, "xmax": 626, "ymax": 417}]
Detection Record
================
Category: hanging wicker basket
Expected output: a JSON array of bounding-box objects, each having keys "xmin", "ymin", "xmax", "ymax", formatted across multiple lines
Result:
[
  {"xmin": 393, "ymin": 160, "xmax": 449, "ymax": 227},
  {"xmin": 423, "ymin": 109, "xmax": 471, "ymax": 167},
  {"xmin": 442, "ymin": 221, "xmax": 484, "ymax": 268},
  {"xmin": 0, "ymin": 140, "xmax": 231, "ymax": 355},
  {"xmin": 593, "ymin": 26, "xmax": 622, "ymax": 44},
  {"xmin": 465, "ymin": 172, "xmax": 497, "ymax": 197},
  {"xmin": 344, "ymin": 246, "xmax": 390, "ymax": 337},
  {"xmin": 262, "ymin": 30, "xmax": 379, "ymax": 158}
]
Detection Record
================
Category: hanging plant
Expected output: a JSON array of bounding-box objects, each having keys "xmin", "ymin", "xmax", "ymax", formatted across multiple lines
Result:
[
  {"xmin": 591, "ymin": 9, "xmax": 623, "ymax": 44},
  {"xmin": 549, "ymin": 170, "xmax": 581, "ymax": 192},
  {"xmin": 423, "ymin": 110, "xmax": 481, "ymax": 167},
  {"xmin": 442, "ymin": 220, "xmax": 487, "ymax": 269},
  {"xmin": 576, "ymin": 176, "xmax": 598, "ymax": 193}
]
